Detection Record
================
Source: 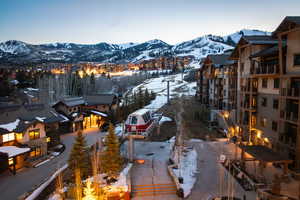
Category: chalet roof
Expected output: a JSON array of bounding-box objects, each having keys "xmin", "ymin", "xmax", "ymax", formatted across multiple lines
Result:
[
  {"xmin": 59, "ymin": 97, "xmax": 85, "ymax": 107},
  {"xmin": 0, "ymin": 103, "xmax": 62, "ymax": 134},
  {"xmin": 250, "ymin": 42, "xmax": 287, "ymax": 58},
  {"xmin": 241, "ymin": 145, "xmax": 292, "ymax": 163},
  {"xmin": 84, "ymin": 94, "xmax": 116, "ymax": 106},
  {"xmin": 229, "ymin": 35, "xmax": 278, "ymax": 60},
  {"xmin": 273, "ymin": 16, "xmax": 300, "ymax": 35},
  {"xmin": 208, "ymin": 54, "xmax": 231, "ymax": 67},
  {"xmin": 250, "ymin": 45, "xmax": 279, "ymax": 58},
  {"xmin": 242, "ymin": 36, "xmax": 278, "ymax": 45}
]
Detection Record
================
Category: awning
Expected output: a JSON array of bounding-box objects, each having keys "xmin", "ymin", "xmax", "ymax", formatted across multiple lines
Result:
[
  {"xmin": 241, "ymin": 145, "xmax": 292, "ymax": 163},
  {"xmin": 90, "ymin": 110, "xmax": 108, "ymax": 117},
  {"xmin": 0, "ymin": 146, "xmax": 31, "ymax": 158}
]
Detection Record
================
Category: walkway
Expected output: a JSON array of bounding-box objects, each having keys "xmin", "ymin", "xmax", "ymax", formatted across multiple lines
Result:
[{"xmin": 129, "ymin": 141, "xmax": 180, "ymax": 200}]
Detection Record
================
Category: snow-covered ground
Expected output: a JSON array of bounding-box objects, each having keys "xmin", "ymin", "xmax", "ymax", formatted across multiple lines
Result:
[
  {"xmin": 173, "ymin": 148, "xmax": 198, "ymax": 198},
  {"xmin": 131, "ymin": 73, "xmax": 196, "ymax": 111}
]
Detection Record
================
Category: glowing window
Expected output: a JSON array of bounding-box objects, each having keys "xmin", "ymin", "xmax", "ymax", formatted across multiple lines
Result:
[
  {"xmin": 16, "ymin": 133, "xmax": 23, "ymax": 141},
  {"xmin": 8, "ymin": 158, "xmax": 14, "ymax": 166},
  {"xmin": 2, "ymin": 133, "xmax": 15, "ymax": 143},
  {"xmin": 29, "ymin": 129, "xmax": 40, "ymax": 140}
]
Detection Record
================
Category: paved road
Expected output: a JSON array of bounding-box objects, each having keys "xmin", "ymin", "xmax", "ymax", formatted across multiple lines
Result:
[
  {"xmin": 128, "ymin": 141, "xmax": 180, "ymax": 200},
  {"xmin": 187, "ymin": 140, "xmax": 257, "ymax": 200},
  {"xmin": 0, "ymin": 128, "xmax": 104, "ymax": 200}
]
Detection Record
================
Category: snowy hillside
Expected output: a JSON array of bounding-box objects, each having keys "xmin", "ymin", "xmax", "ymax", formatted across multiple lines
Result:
[{"xmin": 0, "ymin": 29, "xmax": 269, "ymax": 65}]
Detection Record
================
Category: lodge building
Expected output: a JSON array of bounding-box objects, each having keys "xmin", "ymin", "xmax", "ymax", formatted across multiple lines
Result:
[{"xmin": 196, "ymin": 16, "xmax": 300, "ymax": 170}]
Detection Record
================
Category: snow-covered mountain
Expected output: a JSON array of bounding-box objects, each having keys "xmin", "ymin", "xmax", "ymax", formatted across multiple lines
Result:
[{"xmin": 0, "ymin": 29, "xmax": 271, "ymax": 65}]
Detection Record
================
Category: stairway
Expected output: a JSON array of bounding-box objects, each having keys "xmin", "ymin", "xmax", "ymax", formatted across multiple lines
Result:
[{"xmin": 131, "ymin": 183, "xmax": 177, "ymax": 197}]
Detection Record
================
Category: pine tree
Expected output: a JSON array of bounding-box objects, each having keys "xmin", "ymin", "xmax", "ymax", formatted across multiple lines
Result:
[
  {"xmin": 150, "ymin": 91, "xmax": 156, "ymax": 100},
  {"xmin": 101, "ymin": 123, "xmax": 122, "ymax": 178},
  {"xmin": 144, "ymin": 88, "xmax": 150, "ymax": 105},
  {"xmin": 68, "ymin": 131, "xmax": 89, "ymax": 178}
]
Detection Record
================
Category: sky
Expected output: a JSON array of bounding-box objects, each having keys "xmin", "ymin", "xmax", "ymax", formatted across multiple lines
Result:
[{"xmin": 1, "ymin": 0, "xmax": 299, "ymax": 45}]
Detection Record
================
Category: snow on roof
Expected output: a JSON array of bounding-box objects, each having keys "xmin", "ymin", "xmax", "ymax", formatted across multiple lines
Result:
[
  {"xmin": 0, "ymin": 146, "xmax": 30, "ymax": 158},
  {"xmin": 59, "ymin": 114, "xmax": 69, "ymax": 122},
  {"xmin": 35, "ymin": 117, "xmax": 46, "ymax": 122},
  {"xmin": 131, "ymin": 108, "xmax": 151, "ymax": 116},
  {"xmin": 90, "ymin": 110, "xmax": 108, "ymax": 117},
  {"xmin": 0, "ymin": 119, "xmax": 20, "ymax": 132},
  {"xmin": 27, "ymin": 88, "xmax": 39, "ymax": 91}
]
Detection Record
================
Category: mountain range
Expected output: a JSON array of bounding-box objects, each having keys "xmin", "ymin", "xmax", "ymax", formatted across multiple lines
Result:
[{"xmin": 0, "ymin": 29, "xmax": 270, "ymax": 65}]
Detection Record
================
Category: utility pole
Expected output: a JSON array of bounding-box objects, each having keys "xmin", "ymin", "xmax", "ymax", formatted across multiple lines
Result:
[{"xmin": 167, "ymin": 80, "xmax": 170, "ymax": 105}]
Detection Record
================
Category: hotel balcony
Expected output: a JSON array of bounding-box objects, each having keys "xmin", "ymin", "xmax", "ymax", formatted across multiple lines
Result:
[
  {"xmin": 280, "ymin": 110, "xmax": 299, "ymax": 122},
  {"xmin": 250, "ymin": 63, "xmax": 279, "ymax": 76},
  {"xmin": 280, "ymin": 88, "xmax": 300, "ymax": 98},
  {"xmin": 241, "ymin": 86, "xmax": 258, "ymax": 93}
]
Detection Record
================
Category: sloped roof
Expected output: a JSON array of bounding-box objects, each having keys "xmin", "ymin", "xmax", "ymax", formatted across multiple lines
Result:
[
  {"xmin": 0, "ymin": 103, "xmax": 62, "ymax": 134},
  {"xmin": 273, "ymin": 16, "xmax": 300, "ymax": 35},
  {"xmin": 242, "ymin": 36, "xmax": 278, "ymax": 45},
  {"xmin": 229, "ymin": 35, "xmax": 278, "ymax": 60},
  {"xmin": 208, "ymin": 54, "xmax": 231, "ymax": 66},
  {"xmin": 59, "ymin": 97, "xmax": 85, "ymax": 107}
]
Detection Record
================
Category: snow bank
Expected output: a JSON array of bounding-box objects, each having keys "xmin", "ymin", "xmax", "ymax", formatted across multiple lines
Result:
[
  {"xmin": 0, "ymin": 119, "xmax": 20, "ymax": 132},
  {"xmin": 159, "ymin": 116, "xmax": 172, "ymax": 125},
  {"xmin": 112, "ymin": 163, "xmax": 133, "ymax": 188},
  {"xmin": 173, "ymin": 148, "xmax": 198, "ymax": 198},
  {"xmin": 25, "ymin": 164, "xmax": 68, "ymax": 200}
]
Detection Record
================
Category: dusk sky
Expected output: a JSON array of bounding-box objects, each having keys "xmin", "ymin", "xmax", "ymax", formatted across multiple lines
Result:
[{"xmin": 1, "ymin": 0, "xmax": 300, "ymax": 45}]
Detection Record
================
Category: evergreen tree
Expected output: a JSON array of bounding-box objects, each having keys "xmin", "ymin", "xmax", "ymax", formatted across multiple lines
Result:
[
  {"xmin": 150, "ymin": 91, "xmax": 156, "ymax": 100},
  {"xmin": 144, "ymin": 88, "xmax": 150, "ymax": 105},
  {"xmin": 68, "ymin": 131, "xmax": 89, "ymax": 178},
  {"xmin": 137, "ymin": 87, "xmax": 144, "ymax": 108},
  {"xmin": 101, "ymin": 123, "xmax": 122, "ymax": 178}
]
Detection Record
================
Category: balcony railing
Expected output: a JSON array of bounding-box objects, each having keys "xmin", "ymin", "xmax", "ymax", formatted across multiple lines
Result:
[
  {"xmin": 251, "ymin": 63, "xmax": 279, "ymax": 75},
  {"xmin": 279, "ymin": 133, "xmax": 296, "ymax": 148},
  {"xmin": 280, "ymin": 88, "xmax": 300, "ymax": 98},
  {"xmin": 280, "ymin": 110, "xmax": 298, "ymax": 122},
  {"xmin": 241, "ymin": 86, "xmax": 258, "ymax": 93}
]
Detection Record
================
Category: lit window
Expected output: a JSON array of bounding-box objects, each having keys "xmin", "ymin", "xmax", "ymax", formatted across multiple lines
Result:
[
  {"xmin": 46, "ymin": 137, "xmax": 51, "ymax": 143},
  {"xmin": 8, "ymin": 158, "xmax": 14, "ymax": 166},
  {"xmin": 2, "ymin": 133, "xmax": 15, "ymax": 143},
  {"xmin": 29, "ymin": 129, "xmax": 40, "ymax": 140},
  {"xmin": 16, "ymin": 133, "xmax": 23, "ymax": 141}
]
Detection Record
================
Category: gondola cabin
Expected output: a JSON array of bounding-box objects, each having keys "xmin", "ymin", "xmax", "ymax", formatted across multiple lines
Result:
[{"xmin": 125, "ymin": 109, "xmax": 155, "ymax": 135}]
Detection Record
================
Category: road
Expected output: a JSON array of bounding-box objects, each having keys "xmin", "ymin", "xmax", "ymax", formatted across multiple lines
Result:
[
  {"xmin": 186, "ymin": 140, "xmax": 257, "ymax": 200},
  {"xmin": 0, "ymin": 128, "xmax": 104, "ymax": 200}
]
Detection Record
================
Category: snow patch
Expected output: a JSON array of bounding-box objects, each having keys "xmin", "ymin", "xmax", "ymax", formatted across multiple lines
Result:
[{"xmin": 0, "ymin": 146, "xmax": 31, "ymax": 158}]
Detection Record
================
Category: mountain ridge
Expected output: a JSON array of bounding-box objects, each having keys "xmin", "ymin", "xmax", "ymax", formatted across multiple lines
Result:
[{"xmin": 0, "ymin": 29, "xmax": 270, "ymax": 65}]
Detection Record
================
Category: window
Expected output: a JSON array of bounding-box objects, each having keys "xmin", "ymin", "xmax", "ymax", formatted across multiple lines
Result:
[
  {"xmin": 8, "ymin": 158, "xmax": 14, "ymax": 166},
  {"xmin": 30, "ymin": 147, "xmax": 42, "ymax": 157},
  {"xmin": 262, "ymin": 78, "xmax": 268, "ymax": 88},
  {"xmin": 273, "ymin": 78, "xmax": 280, "ymax": 89},
  {"xmin": 272, "ymin": 121, "xmax": 278, "ymax": 131},
  {"xmin": 273, "ymin": 99, "xmax": 279, "ymax": 109},
  {"xmin": 29, "ymin": 129, "xmax": 40, "ymax": 140},
  {"xmin": 294, "ymin": 54, "xmax": 300, "ymax": 66},
  {"xmin": 260, "ymin": 117, "xmax": 267, "ymax": 127},
  {"xmin": 261, "ymin": 97, "xmax": 267, "ymax": 107},
  {"xmin": 2, "ymin": 133, "xmax": 15, "ymax": 143},
  {"xmin": 131, "ymin": 116, "xmax": 137, "ymax": 125}
]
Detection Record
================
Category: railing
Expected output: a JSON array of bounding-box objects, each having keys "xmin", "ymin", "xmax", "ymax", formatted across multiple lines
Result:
[
  {"xmin": 280, "ymin": 88, "xmax": 300, "ymax": 97},
  {"xmin": 280, "ymin": 110, "xmax": 298, "ymax": 122},
  {"xmin": 251, "ymin": 63, "xmax": 279, "ymax": 75},
  {"xmin": 279, "ymin": 133, "xmax": 296, "ymax": 148},
  {"xmin": 241, "ymin": 86, "xmax": 258, "ymax": 93}
]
